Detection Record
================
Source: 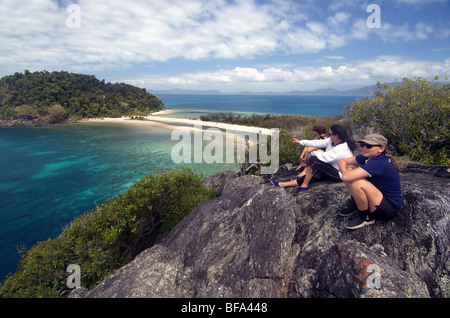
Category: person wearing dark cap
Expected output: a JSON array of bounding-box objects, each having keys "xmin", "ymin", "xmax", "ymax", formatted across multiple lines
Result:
[
  {"xmin": 338, "ymin": 134, "xmax": 403, "ymax": 230},
  {"xmin": 296, "ymin": 124, "xmax": 328, "ymax": 172}
]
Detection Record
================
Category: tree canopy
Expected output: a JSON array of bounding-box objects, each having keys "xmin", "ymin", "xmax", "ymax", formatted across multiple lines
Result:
[
  {"xmin": 345, "ymin": 77, "xmax": 449, "ymax": 165},
  {"xmin": 0, "ymin": 70, "xmax": 164, "ymax": 123}
]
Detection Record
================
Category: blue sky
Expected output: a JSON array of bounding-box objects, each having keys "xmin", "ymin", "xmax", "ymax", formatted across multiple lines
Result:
[{"xmin": 0, "ymin": 0, "xmax": 449, "ymax": 92}]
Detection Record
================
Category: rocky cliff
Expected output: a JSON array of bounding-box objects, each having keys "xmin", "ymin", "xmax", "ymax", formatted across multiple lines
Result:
[{"xmin": 70, "ymin": 163, "xmax": 449, "ymax": 298}]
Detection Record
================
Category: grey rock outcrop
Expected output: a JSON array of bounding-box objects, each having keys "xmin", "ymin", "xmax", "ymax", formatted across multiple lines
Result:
[{"xmin": 72, "ymin": 164, "xmax": 449, "ymax": 298}]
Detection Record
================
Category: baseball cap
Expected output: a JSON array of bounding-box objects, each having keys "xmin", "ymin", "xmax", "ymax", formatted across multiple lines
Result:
[{"xmin": 359, "ymin": 134, "xmax": 388, "ymax": 147}]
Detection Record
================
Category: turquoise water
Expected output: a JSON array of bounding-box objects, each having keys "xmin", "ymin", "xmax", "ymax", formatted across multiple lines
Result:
[
  {"xmin": 0, "ymin": 94, "xmax": 361, "ymax": 283},
  {"xmin": 156, "ymin": 94, "xmax": 359, "ymax": 118},
  {"xmin": 0, "ymin": 123, "xmax": 237, "ymax": 283}
]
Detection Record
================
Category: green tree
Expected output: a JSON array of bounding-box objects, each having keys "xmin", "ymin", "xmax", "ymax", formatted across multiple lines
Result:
[
  {"xmin": 345, "ymin": 77, "xmax": 449, "ymax": 165},
  {"xmin": 47, "ymin": 104, "xmax": 67, "ymax": 123},
  {"xmin": 0, "ymin": 71, "xmax": 165, "ymax": 123},
  {"xmin": 15, "ymin": 105, "xmax": 37, "ymax": 120}
]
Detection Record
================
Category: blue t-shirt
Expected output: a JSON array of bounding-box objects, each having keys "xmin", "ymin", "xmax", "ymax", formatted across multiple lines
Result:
[{"xmin": 356, "ymin": 154, "xmax": 402, "ymax": 212}]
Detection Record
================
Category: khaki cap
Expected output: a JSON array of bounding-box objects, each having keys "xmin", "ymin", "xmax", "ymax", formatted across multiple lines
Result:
[{"xmin": 359, "ymin": 134, "xmax": 388, "ymax": 147}]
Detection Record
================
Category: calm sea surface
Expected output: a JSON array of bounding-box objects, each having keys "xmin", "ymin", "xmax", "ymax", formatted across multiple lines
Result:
[
  {"xmin": 155, "ymin": 94, "xmax": 358, "ymax": 118},
  {"xmin": 0, "ymin": 94, "xmax": 361, "ymax": 283}
]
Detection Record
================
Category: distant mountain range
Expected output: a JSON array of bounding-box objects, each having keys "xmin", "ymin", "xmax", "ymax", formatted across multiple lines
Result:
[{"xmin": 151, "ymin": 82, "xmax": 408, "ymax": 96}]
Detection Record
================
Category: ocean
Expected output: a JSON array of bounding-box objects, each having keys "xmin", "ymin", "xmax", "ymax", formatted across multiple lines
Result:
[
  {"xmin": 154, "ymin": 94, "xmax": 357, "ymax": 118},
  {"xmin": 0, "ymin": 94, "xmax": 362, "ymax": 283}
]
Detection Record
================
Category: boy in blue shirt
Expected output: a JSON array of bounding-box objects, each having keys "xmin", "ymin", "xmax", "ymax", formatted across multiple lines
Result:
[{"xmin": 338, "ymin": 134, "xmax": 403, "ymax": 230}]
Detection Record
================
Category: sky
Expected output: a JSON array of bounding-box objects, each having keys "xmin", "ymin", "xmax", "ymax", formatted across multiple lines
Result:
[{"xmin": 0, "ymin": 0, "xmax": 449, "ymax": 93}]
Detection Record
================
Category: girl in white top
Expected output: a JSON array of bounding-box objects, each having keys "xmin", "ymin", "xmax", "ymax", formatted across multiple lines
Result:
[
  {"xmin": 273, "ymin": 124, "xmax": 355, "ymax": 193},
  {"xmin": 296, "ymin": 124, "xmax": 328, "ymax": 171}
]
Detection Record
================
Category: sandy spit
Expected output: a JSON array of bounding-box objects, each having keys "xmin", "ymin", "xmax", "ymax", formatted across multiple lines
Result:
[{"xmin": 77, "ymin": 113, "xmax": 275, "ymax": 136}]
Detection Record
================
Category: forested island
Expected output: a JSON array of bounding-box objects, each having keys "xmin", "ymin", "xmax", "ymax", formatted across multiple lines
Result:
[{"xmin": 0, "ymin": 70, "xmax": 164, "ymax": 126}]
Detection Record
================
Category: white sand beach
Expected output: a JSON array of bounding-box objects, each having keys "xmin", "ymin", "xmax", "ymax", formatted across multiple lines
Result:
[
  {"xmin": 78, "ymin": 111, "xmax": 275, "ymax": 136},
  {"xmin": 150, "ymin": 109, "xmax": 185, "ymax": 116},
  {"xmin": 144, "ymin": 114, "xmax": 274, "ymax": 135}
]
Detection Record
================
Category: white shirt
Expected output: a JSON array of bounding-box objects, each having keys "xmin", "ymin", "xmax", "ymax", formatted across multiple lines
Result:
[{"xmin": 299, "ymin": 138, "xmax": 353, "ymax": 170}]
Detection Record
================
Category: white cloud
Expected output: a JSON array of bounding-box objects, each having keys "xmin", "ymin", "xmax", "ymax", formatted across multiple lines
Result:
[
  {"xmin": 0, "ymin": 0, "xmax": 358, "ymax": 74},
  {"xmin": 351, "ymin": 18, "xmax": 440, "ymax": 43},
  {"xmin": 0, "ymin": 0, "xmax": 293, "ymax": 71},
  {"xmin": 324, "ymin": 56, "xmax": 346, "ymax": 60},
  {"xmin": 126, "ymin": 56, "xmax": 450, "ymax": 92},
  {"xmin": 0, "ymin": 0, "xmax": 447, "ymax": 92},
  {"xmin": 415, "ymin": 22, "xmax": 434, "ymax": 39},
  {"xmin": 328, "ymin": 0, "xmax": 368, "ymax": 12},
  {"xmin": 394, "ymin": 0, "xmax": 448, "ymax": 5},
  {"xmin": 350, "ymin": 19, "xmax": 370, "ymax": 40},
  {"xmin": 327, "ymin": 11, "xmax": 351, "ymax": 28}
]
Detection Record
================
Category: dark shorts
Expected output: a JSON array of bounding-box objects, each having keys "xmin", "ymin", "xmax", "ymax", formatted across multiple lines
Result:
[
  {"xmin": 296, "ymin": 156, "xmax": 341, "ymax": 185},
  {"xmin": 372, "ymin": 196, "xmax": 397, "ymax": 220}
]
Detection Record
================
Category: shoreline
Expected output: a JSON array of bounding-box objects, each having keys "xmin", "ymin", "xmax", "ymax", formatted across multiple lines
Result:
[
  {"xmin": 0, "ymin": 109, "xmax": 275, "ymax": 138},
  {"xmin": 150, "ymin": 109, "xmax": 185, "ymax": 116},
  {"xmin": 76, "ymin": 111, "xmax": 275, "ymax": 136}
]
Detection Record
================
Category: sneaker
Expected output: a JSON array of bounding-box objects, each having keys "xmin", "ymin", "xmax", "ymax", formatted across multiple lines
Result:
[
  {"xmin": 338, "ymin": 198, "xmax": 358, "ymax": 217},
  {"xmin": 345, "ymin": 210, "xmax": 375, "ymax": 230},
  {"xmin": 339, "ymin": 206, "xmax": 357, "ymax": 217},
  {"xmin": 293, "ymin": 186, "xmax": 309, "ymax": 196},
  {"xmin": 271, "ymin": 180, "xmax": 281, "ymax": 187}
]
